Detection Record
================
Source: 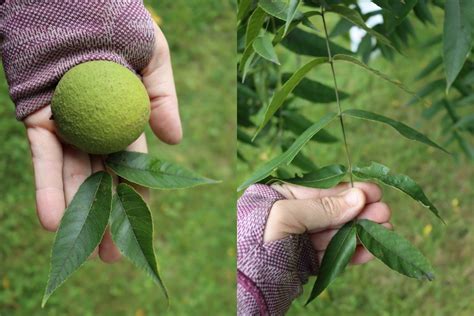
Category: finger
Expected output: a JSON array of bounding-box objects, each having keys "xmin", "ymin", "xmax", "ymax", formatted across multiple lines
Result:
[
  {"xmin": 26, "ymin": 125, "xmax": 65, "ymax": 232},
  {"xmin": 264, "ymin": 188, "xmax": 366, "ymax": 242},
  {"xmin": 120, "ymin": 133, "xmax": 150, "ymax": 202},
  {"xmin": 99, "ymin": 229, "xmax": 122, "ymax": 263},
  {"xmin": 357, "ymin": 202, "xmax": 391, "ymax": 222},
  {"xmin": 62, "ymin": 145, "xmax": 92, "ymax": 204},
  {"xmin": 271, "ymin": 182, "xmax": 382, "ymax": 204},
  {"xmin": 350, "ymin": 245, "xmax": 374, "ymax": 265},
  {"xmin": 142, "ymin": 23, "xmax": 182, "ymax": 145},
  {"xmin": 311, "ymin": 222, "xmax": 393, "ymax": 251}
]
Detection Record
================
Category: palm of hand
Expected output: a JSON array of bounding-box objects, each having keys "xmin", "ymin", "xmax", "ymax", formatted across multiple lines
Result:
[{"xmin": 23, "ymin": 24, "xmax": 182, "ymax": 263}]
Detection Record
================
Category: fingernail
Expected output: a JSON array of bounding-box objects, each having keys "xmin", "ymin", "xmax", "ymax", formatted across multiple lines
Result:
[{"xmin": 344, "ymin": 189, "xmax": 361, "ymax": 206}]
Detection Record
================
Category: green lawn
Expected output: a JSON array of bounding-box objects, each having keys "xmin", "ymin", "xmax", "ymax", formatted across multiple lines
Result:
[
  {"xmin": 238, "ymin": 9, "xmax": 474, "ymax": 316},
  {"xmin": 0, "ymin": 1, "xmax": 236, "ymax": 315},
  {"xmin": 1, "ymin": 1, "xmax": 473, "ymax": 316}
]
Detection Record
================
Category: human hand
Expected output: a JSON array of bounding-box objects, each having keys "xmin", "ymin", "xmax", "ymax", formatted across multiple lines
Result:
[
  {"xmin": 265, "ymin": 182, "xmax": 392, "ymax": 265},
  {"xmin": 23, "ymin": 23, "xmax": 182, "ymax": 263}
]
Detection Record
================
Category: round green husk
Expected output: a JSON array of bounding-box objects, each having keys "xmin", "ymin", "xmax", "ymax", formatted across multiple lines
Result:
[{"xmin": 52, "ymin": 61, "xmax": 150, "ymax": 154}]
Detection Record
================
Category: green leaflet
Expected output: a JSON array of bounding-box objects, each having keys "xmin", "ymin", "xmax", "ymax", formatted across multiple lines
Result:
[
  {"xmin": 454, "ymin": 114, "xmax": 474, "ymax": 130},
  {"xmin": 237, "ymin": 0, "xmax": 252, "ymax": 22},
  {"xmin": 259, "ymin": 0, "xmax": 303, "ymax": 21},
  {"xmin": 414, "ymin": 0, "xmax": 435, "ymax": 25},
  {"xmin": 42, "ymin": 172, "xmax": 112, "ymax": 307},
  {"xmin": 282, "ymin": 111, "xmax": 339, "ymax": 143},
  {"xmin": 284, "ymin": 164, "xmax": 347, "ymax": 188},
  {"xmin": 239, "ymin": 6, "xmax": 266, "ymax": 79},
  {"xmin": 238, "ymin": 112, "xmax": 337, "ymax": 191},
  {"xmin": 245, "ymin": 7, "xmax": 266, "ymax": 47},
  {"xmin": 281, "ymin": 73, "xmax": 349, "ymax": 103},
  {"xmin": 443, "ymin": 0, "xmax": 473, "ymax": 91},
  {"xmin": 106, "ymin": 151, "xmax": 219, "ymax": 190},
  {"xmin": 111, "ymin": 184, "xmax": 168, "ymax": 300},
  {"xmin": 406, "ymin": 79, "xmax": 445, "ymax": 106},
  {"xmin": 238, "ymin": 127, "xmax": 257, "ymax": 146},
  {"xmin": 330, "ymin": 18, "xmax": 353, "ymax": 38},
  {"xmin": 306, "ymin": 222, "xmax": 357, "ymax": 304},
  {"xmin": 352, "ymin": 162, "xmax": 443, "ymax": 221},
  {"xmin": 343, "ymin": 109, "xmax": 448, "ymax": 153},
  {"xmin": 372, "ymin": 0, "xmax": 418, "ymax": 30},
  {"xmin": 255, "ymin": 57, "xmax": 329, "ymax": 136},
  {"xmin": 239, "ymin": 45, "xmax": 256, "ymax": 81},
  {"xmin": 414, "ymin": 56, "xmax": 443, "ymax": 81},
  {"xmin": 358, "ymin": 33, "xmax": 373, "ymax": 64},
  {"xmin": 333, "ymin": 54, "xmax": 426, "ymax": 105},
  {"xmin": 282, "ymin": 28, "xmax": 352, "ymax": 57},
  {"xmin": 273, "ymin": 11, "xmax": 321, "ymax": 45},
  {"xmin": 357, "ymin": 219, "xmax": 435, "ymax": 281},
  {"xmin": 253, "ymin": 34, "xmax": 280, "ymax": 65},
  {"xmin": 290, "ymin": 151, "xmax": 318, "ymax": 172},
  {"xmin": 327, "ymin": 5, "xmax": 394, "ymax": 49},
  {"xmin": 284, "ymin": 0, "xmax": 301, "ymax": 36}
]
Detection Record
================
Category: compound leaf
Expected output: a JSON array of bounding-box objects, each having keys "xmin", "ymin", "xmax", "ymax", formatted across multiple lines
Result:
[
  {"xmin": 357, "ymin": 219, "xmax": 435, "ymax": 280},
  {"xmin": 42, "ymin": 172, "xmax": 112, "ymax": 307}
]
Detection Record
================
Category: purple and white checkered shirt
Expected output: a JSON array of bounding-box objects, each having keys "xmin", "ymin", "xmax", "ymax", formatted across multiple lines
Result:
[{"xmin": 238, "ymin": 184, "xmax": 319, "ymax": 315}]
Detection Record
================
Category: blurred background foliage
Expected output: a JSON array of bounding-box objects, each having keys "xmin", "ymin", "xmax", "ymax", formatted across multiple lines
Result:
[
  {"xmin": 0, "ymin": 0, "xmax": 235, "ymax": 315},
  {"xmin": 238, "ymin": 0, "xmax": 473, "ymax": 315}
]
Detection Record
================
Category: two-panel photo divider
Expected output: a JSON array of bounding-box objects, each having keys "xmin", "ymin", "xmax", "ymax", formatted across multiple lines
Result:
[{"xmin": 0, "ymin": 0, "xmax": 473, "ymax": 315}]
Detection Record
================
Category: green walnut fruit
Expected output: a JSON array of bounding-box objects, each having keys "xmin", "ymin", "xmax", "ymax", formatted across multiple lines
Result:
[{"xmin": 51, "ymin": 60, "xmax": 150, "ymax": 154}]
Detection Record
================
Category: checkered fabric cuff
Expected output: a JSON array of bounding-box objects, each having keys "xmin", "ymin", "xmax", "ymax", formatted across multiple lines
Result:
[{"xmin": 237, "ymin": 184, "xmax": 319, "ymax": 315}]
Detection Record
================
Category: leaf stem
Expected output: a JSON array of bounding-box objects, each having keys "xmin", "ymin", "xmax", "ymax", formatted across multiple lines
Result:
[{"xmin": 321, "ymin": 8, "xmax": 354, "ymax": 187}]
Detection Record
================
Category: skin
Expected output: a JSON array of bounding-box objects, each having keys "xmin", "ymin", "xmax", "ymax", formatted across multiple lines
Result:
[
  {"xmin": 265, "ymin": 182, "xmax": 393, "ymax": 265},
  {"xmin": 23, "ymin": 23, "xmax": 181, "ymax": 263}
]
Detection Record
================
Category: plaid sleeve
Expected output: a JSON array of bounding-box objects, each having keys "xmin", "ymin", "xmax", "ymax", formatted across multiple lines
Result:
[
  {"xmin": 0, "ymin": 0, "xmax": 155, "ymax": 120},
  {"xmin": 237, "ymin": 184, "xmax": 319, "ymax": 315}
]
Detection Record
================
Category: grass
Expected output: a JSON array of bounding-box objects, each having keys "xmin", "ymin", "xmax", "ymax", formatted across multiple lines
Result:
[
  {"xmin": 1, "ymin": 2, "xmax": 473, "ymax": 315},
  {"xmin": 238, "ymin": 9, "xmax": 474, "ymax": 316},
  {"xmin": 0, "ymin": 1, "xmax": 235, "ymax": 315}
]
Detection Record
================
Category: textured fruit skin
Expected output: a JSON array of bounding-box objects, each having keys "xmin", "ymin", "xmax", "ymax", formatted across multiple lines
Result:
[{"xmin": 51, "ymin": 61, "xmax": 150, "ymax": 154}]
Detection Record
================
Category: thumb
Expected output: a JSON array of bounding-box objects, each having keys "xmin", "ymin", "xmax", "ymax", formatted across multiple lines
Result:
[{"xmin": 264, "ymin": 188, "xmax": 366, "ymax": 242}]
